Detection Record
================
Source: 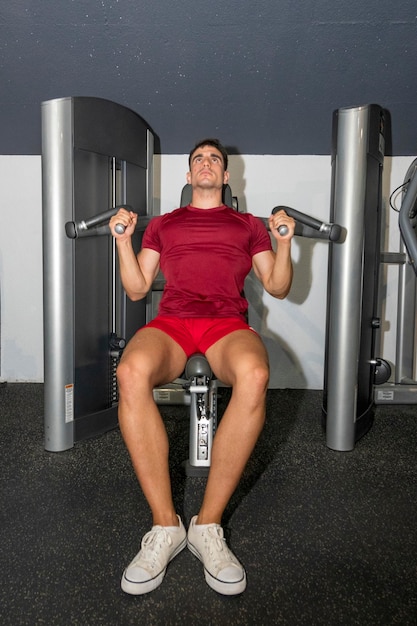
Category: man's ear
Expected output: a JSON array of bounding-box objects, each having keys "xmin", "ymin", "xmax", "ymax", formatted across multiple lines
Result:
[
  {"xmin": 223, "ymin": 170, "xmax": 230, "ymax": 184},
  {"xmin": 186, "ymin": 171, "xmax": 191, "ymax": 184}
]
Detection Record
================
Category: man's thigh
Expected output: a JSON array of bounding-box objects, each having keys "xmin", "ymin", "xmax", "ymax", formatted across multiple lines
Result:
[
  {"xmin": 205, "ymin": 329, "xmax": 269, "ymax": 386},
  {"xmin": 120, "ymin": 327, "xmax": 188, "ymax": 387}
]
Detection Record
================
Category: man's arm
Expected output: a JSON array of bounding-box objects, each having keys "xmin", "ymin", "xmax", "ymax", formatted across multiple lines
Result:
[
  {"xmin": 252, "ymin": 209, "xmax": 295, "ymax": 299},
  {"xmin": 252, "ymin": 245, "xmax": 293, "ymax": 299},
  {"xmin": 109, "ymin": 209, "xmax": 160, "ymax": 301}
]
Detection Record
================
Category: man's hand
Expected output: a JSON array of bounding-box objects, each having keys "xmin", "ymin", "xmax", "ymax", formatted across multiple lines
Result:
[
  {"xmin": 268, "ymin": 209, "xmax": 295, "ymax": 242},
  {"xmin": 109, "ymin": 208, "xmax": 137, "ymax": 239}
]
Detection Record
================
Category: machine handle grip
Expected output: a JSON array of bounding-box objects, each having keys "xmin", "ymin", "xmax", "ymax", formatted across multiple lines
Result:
[
  {"xmin": 65, "ymin": 205, "xmax": 135, "ymax": 238},
  {"xmin": 272, "ymin": 205, "xmax": 342, "ymax": 242}
]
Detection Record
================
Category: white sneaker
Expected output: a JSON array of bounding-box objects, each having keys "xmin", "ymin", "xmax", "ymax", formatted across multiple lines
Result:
[
  {"xmin": 187, "ymin": 515, "xmax": 247, "ymax": 595},
  {"xmin": 121, "ymin": 515, "xmax": 187, "ymax": 595}
]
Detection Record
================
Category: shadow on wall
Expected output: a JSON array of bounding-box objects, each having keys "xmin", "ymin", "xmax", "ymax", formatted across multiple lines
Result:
[
  {"xmin": 227, "ymin": 150, "xmax": 324, "ymax": 389},
  {"xmin": 226, "ymin": 148, "xmax": 248, "ymax": 214},
  {"xmin": 248, "ymin": 235, "xmax": 329, "ymax": 389},
  {"xmin": 246, "ymin": 270, "xmax": 308, "ymax": 390}
]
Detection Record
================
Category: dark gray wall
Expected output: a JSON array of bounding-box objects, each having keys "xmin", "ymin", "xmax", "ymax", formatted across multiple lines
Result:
[{"xmin": 1, "ymin": 1, "xmax": 416, "ymax": 155}]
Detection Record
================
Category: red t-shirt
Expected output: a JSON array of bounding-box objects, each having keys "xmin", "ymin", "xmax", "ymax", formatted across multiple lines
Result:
[{"xmin": 142, "ymin": 204, "xmax": 272, "ymax": 320}]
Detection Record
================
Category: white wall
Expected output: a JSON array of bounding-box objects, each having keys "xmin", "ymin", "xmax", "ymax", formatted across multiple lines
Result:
[
  {"xmin": 0, "ymin": 154, "xmax": 414, "ymax": 386},
  {"xmin": 0, "ymin": 156, "xmax": 43, "ymax": 382}
]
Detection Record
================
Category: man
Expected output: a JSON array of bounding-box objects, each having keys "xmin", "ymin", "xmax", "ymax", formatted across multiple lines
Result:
[{"xmin": 109, "ymin": 138, "xmax": 295, "ymax": 596}]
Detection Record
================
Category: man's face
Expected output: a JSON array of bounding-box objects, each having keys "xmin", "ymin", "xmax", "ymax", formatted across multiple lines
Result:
[{"xmin": 186, "ymin": 145, "xmax": 229, "ymax": 189}]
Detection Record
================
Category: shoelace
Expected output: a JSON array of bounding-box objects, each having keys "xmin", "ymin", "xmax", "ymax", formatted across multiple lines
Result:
[
  {"xmin": 204, "ymin": 526, "xmax": 238, "ymax": 568},
  {"xmin": 134, "ymin": 527, "xmax": 173, "ymax": 571}
]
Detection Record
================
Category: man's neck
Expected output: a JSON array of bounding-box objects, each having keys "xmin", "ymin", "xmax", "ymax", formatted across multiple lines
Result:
[{"xmin": 190, "ymin": 187, "xmax": 223, "ymax": 209}]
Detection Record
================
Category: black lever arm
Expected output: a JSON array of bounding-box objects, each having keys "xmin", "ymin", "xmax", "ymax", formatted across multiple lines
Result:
[
  {"xmin": 65, "ymin": 205, "xmax": 138, "ymax": 239},
  {"xmin": 272, "ymin": 205, "xmax": 342, "ymax": 242}
]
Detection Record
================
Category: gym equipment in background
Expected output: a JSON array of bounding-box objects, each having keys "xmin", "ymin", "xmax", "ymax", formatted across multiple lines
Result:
[
  {"xmin": 375, "ymin": 158, "xmax": 417, "ymax": 405},
  {"xmin": 322, "ymin": 104, "xmax": 386, "ymax": 451},
  {"xmin": 42, "ymin": 96, "xmax": 155, "ymax": 452}
]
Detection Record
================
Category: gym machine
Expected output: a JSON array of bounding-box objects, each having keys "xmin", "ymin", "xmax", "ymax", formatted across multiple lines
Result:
[
  {"xmin": 42, "ymin": 96, "xmax": 343, "ymax": 471},
  {"xmin": 42, "ymin": 96, "xmax": 154, "ymax": 452},
  {"xmin": 322, "ymin": 104, "xmax": 386, "ymax": 451},
  {"xmin": 374, "ymin": 158, "xmax": 417, "ymax": 405}
]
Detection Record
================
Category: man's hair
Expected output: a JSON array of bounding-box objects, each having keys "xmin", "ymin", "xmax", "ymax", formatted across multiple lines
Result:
[{"xmin": 188, "ymin": 138, "xmax": 228, "ymax": 171}]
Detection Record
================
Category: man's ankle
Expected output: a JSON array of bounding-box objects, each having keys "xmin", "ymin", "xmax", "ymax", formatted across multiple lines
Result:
[
  {"xmin": 195, "ymin": 514, "xmax": 222, "ymax": 526},
  {"xmin": 152, "ymin": 512, "xmax": 180, "ymax": 527}
]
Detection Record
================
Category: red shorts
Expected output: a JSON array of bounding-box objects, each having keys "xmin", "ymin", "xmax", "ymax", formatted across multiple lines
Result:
[{"xmin": 142, "ymin": 316, "xmax": 257, "ymax": 357}]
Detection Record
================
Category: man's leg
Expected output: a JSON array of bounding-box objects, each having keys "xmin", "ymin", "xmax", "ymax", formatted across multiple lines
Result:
[
  {"xmin": 186, "ymin": 329, "xmax": 269, "ymax": 595},
  {"xmin": 118, "ymin": 327, "xmax": 189, "ymax": 595},
  {"xmin": 117, "ymin": 327, "xmax": 188, "ymax": 526},
  {"xmin": 199, "ymin": 329, "xmax": 269, "ymax": 524}
]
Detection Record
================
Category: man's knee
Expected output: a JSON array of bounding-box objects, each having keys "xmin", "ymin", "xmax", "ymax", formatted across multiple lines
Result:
[
  {"xmin": 234, "ymin": 358, "xmax": 269, "ymax": 395},
  {"xmin": 252, "ymin": 361, "xmax": 270, "ymax": 390},
  {"xmin": 245, "ymin": 361, "xmax": 269, "ymax": 396},
  {"xmin": 117, "ymin": 352, "xmax": 154, "ymax": 394},
  {"xmin": 117, "ymin": 341, "xmax": 187, "ymax": 394}
]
